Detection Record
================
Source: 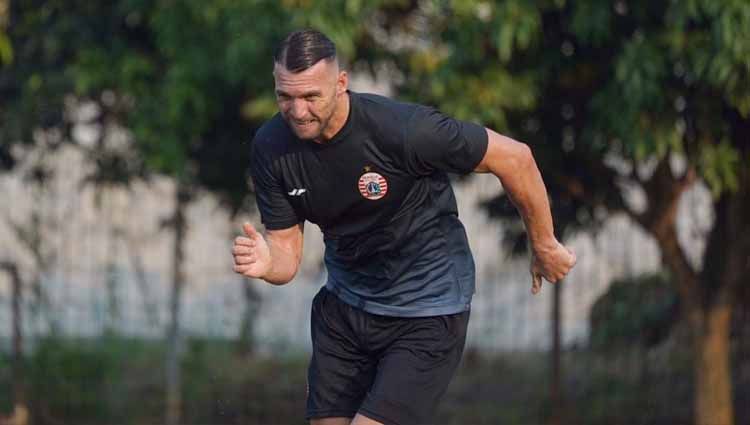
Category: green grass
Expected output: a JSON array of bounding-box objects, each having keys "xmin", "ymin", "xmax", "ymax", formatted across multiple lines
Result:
[{"xmin": 1, "ymin": 335, "xmax": 748, "ymax": 424}]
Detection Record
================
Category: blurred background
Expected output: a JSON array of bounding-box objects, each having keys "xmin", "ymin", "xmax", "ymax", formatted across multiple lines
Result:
[{"xmin": 0, "ymin": 1, "xmax": 748, "ymax": 424}]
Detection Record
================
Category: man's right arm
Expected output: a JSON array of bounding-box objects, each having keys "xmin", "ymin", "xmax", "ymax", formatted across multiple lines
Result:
[
  {"xmin": 474, "ymin": 128, "xmax": 576, "ymax": 293},
  {"xmin": 232, "ymin": 222, "xmax": 304, "ymax": 285},
  {"xmin": 402, "ymin": 106, "xmax": 575, "ymax": 293}
]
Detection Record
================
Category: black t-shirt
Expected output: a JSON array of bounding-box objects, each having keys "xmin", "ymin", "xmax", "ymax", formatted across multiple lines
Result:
[{"xmin": 250, "ymin": 91, "xmax": 488, "ymax": 317}]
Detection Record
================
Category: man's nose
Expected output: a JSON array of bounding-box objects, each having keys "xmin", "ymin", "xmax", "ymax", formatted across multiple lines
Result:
[{"xmin": 289, "ymin": 99, "xmax": 307, "ymax": 119}]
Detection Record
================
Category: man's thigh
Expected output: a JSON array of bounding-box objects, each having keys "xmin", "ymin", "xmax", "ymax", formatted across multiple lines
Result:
[
  {"xmin": 359, "ymin": 311, "xmax": 470, "ymax": 425},
  {"xmin": 306, "ymin": 288, "xmax": 378, "ymax": 421}
]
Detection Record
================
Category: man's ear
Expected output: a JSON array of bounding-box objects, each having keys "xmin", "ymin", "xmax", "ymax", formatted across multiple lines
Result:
[{"xmin": 337, "ymin": 70, "xmax": 348, "ymax": 95}]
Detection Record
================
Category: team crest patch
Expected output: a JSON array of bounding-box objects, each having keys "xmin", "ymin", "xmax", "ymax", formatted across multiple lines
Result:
[{"xmin": 358, "ymin": 172, "xmax": 388, "ymax": 200}]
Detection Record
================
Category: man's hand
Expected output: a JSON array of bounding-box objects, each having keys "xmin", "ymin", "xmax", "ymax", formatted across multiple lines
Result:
[
  {"xmin": 530, "ymin": 239, "xmax": 577, "ymax": 294},
  {"xmin": 233, "ymin": 222, "xmax": 272, "ymax": 279}
]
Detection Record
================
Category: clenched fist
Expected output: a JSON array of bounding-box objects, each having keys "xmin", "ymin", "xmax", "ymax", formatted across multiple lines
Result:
[
  {"xmin": 232, "ymin": 222, "xmax": 272, "ymax": 279},
  {"xmin": 530, "ymin": 239, "xmax": 577, "ymax": 294}
]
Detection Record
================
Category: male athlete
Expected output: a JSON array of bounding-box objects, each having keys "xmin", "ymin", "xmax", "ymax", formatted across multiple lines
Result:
[{"xmin": 232, "ymin": 29, "xmax": 576, "ymax": 425}]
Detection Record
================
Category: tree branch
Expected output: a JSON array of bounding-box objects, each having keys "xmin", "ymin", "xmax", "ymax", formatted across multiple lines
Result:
[{"xmin": 637, "ymin": 156, "xmax": 702, "ymax": 309}]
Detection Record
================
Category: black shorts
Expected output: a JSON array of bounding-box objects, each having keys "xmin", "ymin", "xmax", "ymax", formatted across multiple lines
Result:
[{"xmin": 306, "ymin": 287, "xmax": 469, "ymax": 425}]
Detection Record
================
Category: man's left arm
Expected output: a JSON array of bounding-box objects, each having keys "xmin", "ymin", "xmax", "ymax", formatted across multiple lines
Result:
[{"xmin": 474, "ymin": 128, "xmax": 577, "ymax": 294}]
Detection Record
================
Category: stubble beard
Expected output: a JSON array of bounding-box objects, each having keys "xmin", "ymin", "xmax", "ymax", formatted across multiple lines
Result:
[{"xmin": 288, "ymin": 101, "xmax": 336, "ymax": 142}]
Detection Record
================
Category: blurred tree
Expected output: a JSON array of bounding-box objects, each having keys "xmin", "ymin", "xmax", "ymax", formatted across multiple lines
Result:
[
  {"xmin": 0, "ymin": 156, "xmax": 64, "ymax": 425},
  {"xmin": 1, "ymin": 0, "xmax": 394, "ymax": 423},
  {"xmin": 590, "ymin": 273, "xmax": 679, "ymax": 350},
  {"xmin": 5, "ymin": 0, "xmax": 747, "ymax": 424},
  {"xmin": 383, "ymin": 1, "xmax": 748, "ymax": 424},
  {"xmin": 374, "ymin": 2, "xmax": 597, "ymax": 422},
  {"xmin": 0, "ymin": 2, "xmax": 26, "ymax": 423},
  {"xmin": 0, "ymin": 262, "xmax": 29, "ymax": 425},
  {"xmin": 236, "ymin": 280, "xmax": 262, "ymax": 357},
  {"xmin": 0, "ymin": 0, "xmax": 15, "ymax": 171}
]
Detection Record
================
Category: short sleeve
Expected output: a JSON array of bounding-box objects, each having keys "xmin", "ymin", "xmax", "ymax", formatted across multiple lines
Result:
[
  {"xmin": 249, "ymin": 137, "xmax": 303, "ymax": 230},
  {"xmin": 404, "ymin": 106, "xmax": 489, "ymax": 176}
]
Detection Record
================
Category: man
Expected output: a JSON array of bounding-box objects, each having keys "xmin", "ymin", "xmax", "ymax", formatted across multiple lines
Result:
[{"xmin": 233, "ymin": 29, "xmax": 576, "ymax": 425}]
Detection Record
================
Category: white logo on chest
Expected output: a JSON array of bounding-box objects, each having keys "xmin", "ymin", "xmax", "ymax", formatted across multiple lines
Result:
[{"xmin": 288, "ymin": 188, "xmax": 307, "ymax": 196}]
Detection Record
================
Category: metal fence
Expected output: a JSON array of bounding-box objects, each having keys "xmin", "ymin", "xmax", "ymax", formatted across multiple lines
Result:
[{"xmin": 0, "ymin": 144, "xmax": 712, "ymax": 355}]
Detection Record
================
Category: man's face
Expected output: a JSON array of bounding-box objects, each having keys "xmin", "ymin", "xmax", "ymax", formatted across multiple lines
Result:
[{"xmin": 273, "ymin": 59, "xmax": 346, "ymax": 141}]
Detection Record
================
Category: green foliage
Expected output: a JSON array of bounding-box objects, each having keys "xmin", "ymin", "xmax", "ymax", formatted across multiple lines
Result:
[
  {"xmin": 589, "ymin": 273, "xmax": 679, "ymax": 350},
  {"xmin": 671, "ymin": 0, "xmax": 750, "ymax": 116},
  {"xmin": 0, "ymin": 355, "xmax": 10, "ymax": 412},
  {"xmin": 426, "ymin": 0, "xmax": 750, "ymax": 258},
  {"xmin": 383, "ymin": 0, "xmax": 543, "ymax": 129},
  {"xmin": 4, "ymin": 0, "xmax": 748, "ymax": 202},
  {"xmin": 3, "ymin": 336, "xmax": 750, "ymax": 424},
  {"xmin": 492, "ymin": 0, "xmax": 541, "ymax": 63},
  {"xmin": 0, "ymin": 32, "xmax": 11, "ymax": 65},
  {"xmin": 570, "ymin": 0, "xmax": 612, "ymax": 46},
  {"xmin": 1, "ymin": 0, "xmax": 394, "ymax": 208},
  {"xmin": 29, "ymin": 337, "xmax": 125, "ymax": 423},
  {"xmin": 699, "ymin": 141, "xmax": 741, "ymax": 196},
  {"xmin": 404, "ymin": 0, "xmax": 748, "ymax": 204},
  {"xmin": 4, "ymin": 336, "xmax": 312, "ymax": 425}
]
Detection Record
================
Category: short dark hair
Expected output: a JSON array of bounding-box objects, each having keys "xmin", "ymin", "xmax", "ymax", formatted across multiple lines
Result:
[{"xmin": 274, "ymin": 29, "xmax": 337, "ymax": 73}]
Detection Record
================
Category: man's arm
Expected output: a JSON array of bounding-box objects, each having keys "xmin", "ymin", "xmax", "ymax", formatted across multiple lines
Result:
[
  {"xmin": 475, "ymin": 128, "xmax": 576, "ymax": 293},
  {"xmin": 232, "ymin": 222, "xmax": 304, "ymax": 285}
]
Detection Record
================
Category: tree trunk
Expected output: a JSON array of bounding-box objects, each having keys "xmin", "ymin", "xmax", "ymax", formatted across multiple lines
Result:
[
  {"xmin": 165, "ymin": 184, "xmax": 190, "ymax": 425},
  {"xmin": 635, "ymin": 161, "xmax": 737, "ymax": 425},
  {"xmin": 10, "ymin": 264, "xmax": 23, "ymax": 406},
  {"xmin": 237, "ymin": 280, "xmax": 261, "ymax": 357},
  {"xmin": 690, "ymin": 303, "xmax": 734, "ymax": 425},
  {"xmin": 1, "ymin": 262, "xmax": 29, "ymax": 425},
  {"xmin": 658, "ymin": 228, "xmax": 736, "ymax": 425},
  {"xmin": 549, "ymin": 279, "xmax": 563, "ymax": 425},
  {"xmin": 127, "ymin": 242, "xmax": 160, "ymax": 328},
  {"xmin": 686, "ymin": 150, "xmax": 748, "ymax": 425}
]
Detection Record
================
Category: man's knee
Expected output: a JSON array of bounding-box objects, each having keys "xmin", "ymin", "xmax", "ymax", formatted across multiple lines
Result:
[
  {"xmin": 310, "ymin": 414, "xmax": 384, "ymax": 425},
  {"xmin": 351, "ymin": 413, "xmax": 384, "ymax": 425},
  {"xmin": 310, "ymin": 417, "xmax": 352, "ymax": 425}
]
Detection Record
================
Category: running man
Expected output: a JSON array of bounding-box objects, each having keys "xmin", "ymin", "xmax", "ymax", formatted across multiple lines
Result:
[{"xmin": 233, "ymin": 29, "xmax": 576, "ymax": 425}]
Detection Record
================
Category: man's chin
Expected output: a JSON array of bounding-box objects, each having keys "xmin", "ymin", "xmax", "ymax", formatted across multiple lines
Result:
[
  {"xmin": 283, "ymin": 116, "xmax": 326, "ymax": 140},
  {"xmin": 292, "ymin": 129, "xmax": 321, "ymax": 141},
  {"xmin": 290, "ymin": 125, "xmax": 323, "ymax": 141}
]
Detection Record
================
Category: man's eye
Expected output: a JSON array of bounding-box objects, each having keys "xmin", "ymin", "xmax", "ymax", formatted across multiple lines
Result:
[{"xmin": 305, "ymin": 95, "xmax": 320, "ymax": 101}]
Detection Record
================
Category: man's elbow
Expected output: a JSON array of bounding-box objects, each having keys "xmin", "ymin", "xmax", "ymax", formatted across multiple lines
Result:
[
  {"xmin": 516, "ymin": 142, "xmax": 536, "ymax": 170},
  {"xmin": 491, "ymin": 140, "xmax": 536, "ymax": 178},
  {"xmin": 261, "ymin": 265, "xmax": 299, "ymax": 286},
  {"xmin": 263, "ymin": 278, "xmax": 292, "ymax": 286},
  {"xmin": 482, "ymin": 129, "xmax": 536, "ymax": 176},
  {"xmin": 265, "ymin": 275, "xmax": 295, "ymax": 286}
]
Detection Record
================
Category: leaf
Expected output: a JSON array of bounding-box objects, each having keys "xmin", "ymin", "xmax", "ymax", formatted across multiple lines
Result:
[
  {"xmin": 0, "ymin": 32, "xmax": 12, "ymax": 65},
  {"xmin": 242, "ymin": 96, "xmax": 278, "ymax": 121},
  {"xmin": 699, "ymin": 141, "xmax": 741, "ymax": 197}
]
